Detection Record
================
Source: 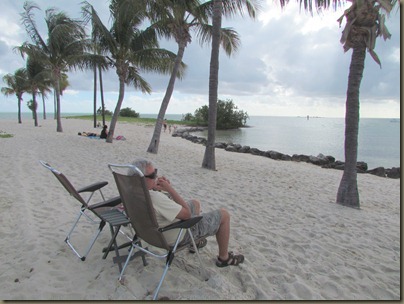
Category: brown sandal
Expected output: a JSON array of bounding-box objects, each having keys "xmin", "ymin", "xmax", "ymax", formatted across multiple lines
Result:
[
  {"xmin": 216, "ymin": 251, "xmax": 244, "ymax": 267},
  {"xmin": 189, "ymin": 238, "xmax": 207, "ymax": 254}
]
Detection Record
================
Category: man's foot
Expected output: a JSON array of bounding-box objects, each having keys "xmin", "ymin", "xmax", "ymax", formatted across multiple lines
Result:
[
  {"xmin": 216, "ymin": 251, "xmax": 244, "ymax": 267},
  {"xmin": 189, "ymin": 238, "xmax": 207, "ymax": 254}
]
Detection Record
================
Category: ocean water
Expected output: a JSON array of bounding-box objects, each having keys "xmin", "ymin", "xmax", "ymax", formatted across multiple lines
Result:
[
  {"xmin": 191, "ymin": 116, "xmax": 400, "ymax": 170},
  {"xmin": 1, "ymin": 112, "xmax": 400, "ymax": 169}
]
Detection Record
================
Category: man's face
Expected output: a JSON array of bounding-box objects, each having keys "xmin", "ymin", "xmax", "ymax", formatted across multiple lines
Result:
[{"xmin": 144, "ymin": 165, "xmax": 158, "ymax": 189}]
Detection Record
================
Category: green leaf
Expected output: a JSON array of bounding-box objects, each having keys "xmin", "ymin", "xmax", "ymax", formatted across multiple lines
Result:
[{"xmin": 369, "ymin": 49, "xmax": 382, "ymax": 68}]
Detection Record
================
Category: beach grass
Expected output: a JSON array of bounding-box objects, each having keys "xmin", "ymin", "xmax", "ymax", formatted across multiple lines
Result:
[{"xmin": 0, "ymin": 132, "xmax": 13, "ymax": 138}]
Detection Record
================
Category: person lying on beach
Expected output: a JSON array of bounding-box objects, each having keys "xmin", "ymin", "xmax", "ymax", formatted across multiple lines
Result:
[
  {"xmin": 78, "ymin": 131, "xmax": 98, "ymax": 137},
  {"xmin": 130, "ymin": 158, "xmax": 244, "ymax": 268}
]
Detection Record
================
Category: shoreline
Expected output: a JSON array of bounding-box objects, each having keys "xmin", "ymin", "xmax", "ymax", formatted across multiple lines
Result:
[
  {"xmin": 0, "ymin": 118, "xmax": 400, "ymax": 300},
  {"xmin": 172, "ymin": 127, "xmax": 401, "ymax": 179}
]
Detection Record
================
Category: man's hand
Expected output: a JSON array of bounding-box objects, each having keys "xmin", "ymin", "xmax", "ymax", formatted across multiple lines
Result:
[{"xmin": 154, "ymin": 176, "xmax": 171, "ymax": 192}]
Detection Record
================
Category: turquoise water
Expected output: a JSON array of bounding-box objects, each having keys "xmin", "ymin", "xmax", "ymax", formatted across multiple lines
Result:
[{"xmin": 1, "ymin": 112, "xmax": 400, "ymax": 169}]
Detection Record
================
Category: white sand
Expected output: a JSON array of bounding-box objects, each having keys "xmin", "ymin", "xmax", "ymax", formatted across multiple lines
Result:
[{"xmin": 0, "ymin": 117, "xmax": 400, "ymax": 300}]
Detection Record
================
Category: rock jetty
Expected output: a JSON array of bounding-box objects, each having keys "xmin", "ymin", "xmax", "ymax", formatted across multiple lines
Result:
[{"xmin": 172, "ymin": 127, "xmax": 400, "ymax": 179}]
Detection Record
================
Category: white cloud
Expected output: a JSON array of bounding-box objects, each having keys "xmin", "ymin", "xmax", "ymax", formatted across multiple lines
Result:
[{"xmin": 0, "ymin": 0, "xmax": 400, "ymax": 118}]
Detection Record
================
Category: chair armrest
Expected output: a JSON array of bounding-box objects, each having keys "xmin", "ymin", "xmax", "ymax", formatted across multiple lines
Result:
[
  {"xmin": 159, "ymin": 216, "xmax": 202, "ymax": 232},
  {"xmin": 77, "ymin": 181, "xmax": 108, "ymax": 193},
  {"xmin": 88, "ymin": 195, "xmax": 122, "ymax": 210}
]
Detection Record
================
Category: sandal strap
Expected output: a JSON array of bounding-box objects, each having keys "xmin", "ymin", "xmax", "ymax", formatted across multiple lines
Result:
[{"xmin": 216, "ymin": 251, "xmax": 244, "ymax": 267}]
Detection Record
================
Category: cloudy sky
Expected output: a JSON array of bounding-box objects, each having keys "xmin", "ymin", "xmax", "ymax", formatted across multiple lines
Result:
[{"xmin": 0, "ymin": 0, "xmax": 400, "ymax": 118}]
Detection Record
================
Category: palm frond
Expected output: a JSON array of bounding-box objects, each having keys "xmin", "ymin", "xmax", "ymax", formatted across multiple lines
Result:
[{"xmin": 21, "ymin": 1, "xmax": 48, "ymax": 51}]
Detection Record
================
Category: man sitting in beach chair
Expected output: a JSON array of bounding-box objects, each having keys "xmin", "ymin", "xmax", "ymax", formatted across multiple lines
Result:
[{"xmin": 131, "ymin": 158, "xmax": 244, "ymax": 267}]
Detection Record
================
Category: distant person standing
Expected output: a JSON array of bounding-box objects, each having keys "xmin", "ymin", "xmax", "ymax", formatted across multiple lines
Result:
[
  {"xmin": 100, "ymin": 125, "xmax": 108, "ymax": 139},
  {"xmin": 163, "ymin": 119, "xmax": 168, "ymax": 133}
]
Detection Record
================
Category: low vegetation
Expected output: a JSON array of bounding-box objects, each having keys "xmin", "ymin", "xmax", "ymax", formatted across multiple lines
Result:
[
  {"xmin": 182, "ymin": 99, "xmax": 248, "ymax": 129},
  {"xmin": 0, "ymin": 132, "xmax": 13, "ymax": 138}
]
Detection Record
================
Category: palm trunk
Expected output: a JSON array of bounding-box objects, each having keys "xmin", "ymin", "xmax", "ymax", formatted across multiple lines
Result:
[
  {"xmin": 99, "ymin": 66, "xmax": 106, "ymax": 126},
  {"xmin": 33, "ymin": 93, "xmax": 38, "ymax": 127},
  {"xmin": 106, "ymin": 77, "xmax": 125, "ymax": 143},
  {"xmin": 55, "ymin": 78, "xmax": 63, "ymax": 132},
  {"xmin": 18, "ymin": 96, "xmax": 22, "ymax": 124},
  {"xmin": 93, "ymin": 65, "xmax": 97, "ymax": 128},
  {"xmin": 42, "ymin": 94, "xmax": 46, "ymax": 120},
  {"xmin": 147, "ymin": 44, "xmax": 186, "ymax": 154},
  {"xmin": 53, "ymin": 90, "xmax": 57, "ymax": 120},
  {"xmin": 202, "ymin": 0, "xmax": 222, "ymax": 170},
  {"xmin": 336, "ymin": 46, "xmax": 365, "ymax": 209}
]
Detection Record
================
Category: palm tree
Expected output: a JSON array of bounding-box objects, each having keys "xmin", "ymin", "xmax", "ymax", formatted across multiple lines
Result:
[
  {"xmin": 1, "ymin": 68, "xmax": 28, "ymax": 124},
  {"xmin": 146, "ymin": 0, "xmax": 241, "ymax": 154},
  {"xmin": 82, "ymin": 0, "xmax": 184, "ymax": 143},
  {"xmin": 89, "ymin": 19, "xmax": 109, "ymax": 128},
  {"xmin": 39, "ymin": 85, "xmax": 51, "ymax": 119},
  {"xmin": 17, "ymin": 1, "xmax": 92, "ymax": 132},
  {"xmin": 333, "ymin": 0, "xmax": 397, "ymax": 208},
  {"xmin": 202, "ymin": 0, "xmax": 261, "ymax": 170},
  {"xmin": 25, "ymin": 56, "xmax": 52, "ymax": 126},
  {"xmin": 98, "ymin": 66, "xmax": 106, "ymax": 126},
  {"xmin": 275, "ymin": 0, "xmax": 397, "ymax": 207}
]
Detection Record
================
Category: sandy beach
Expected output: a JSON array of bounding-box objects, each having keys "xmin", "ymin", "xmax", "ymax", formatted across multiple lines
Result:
[{"xmin": 0, "ymin": 117, "xmax": 400, "ymax": 300}]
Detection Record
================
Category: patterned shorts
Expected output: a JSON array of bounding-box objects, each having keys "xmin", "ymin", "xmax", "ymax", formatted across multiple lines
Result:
[{"xmin": 180, "ymin": 200, "xmax": 222, "ymax": 244}]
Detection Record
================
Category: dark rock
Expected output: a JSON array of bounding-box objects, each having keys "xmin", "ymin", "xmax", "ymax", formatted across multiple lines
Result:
[
  {"xmin": 292, "ymin": 154, "xmax": 311, "ymax": 163},
  {"xmin": 367, "ymin": 167, "xmax": 386, "ymax": 177},
  {"xmin": 215, "ymin": 142, "xmax": 227, "ymax": 149},
  {"xmin": 281, "ymin": 154, "xmax": 292, "ymax": 161},
  {"xmin": 386, "ymin": 167, "xmax": 400, "ymax": 179},
  {"xmin": 357, "ymin": 161, "xmax": 368, "ymax": 172},
  {"xmin": 239, "ymin": 146, "xmax": 250, "ymax": 153},
  {"xmin": 308, "ymin": 154, "xmax": 331, "ymax": 166},
  {"xmin": 225, "ymin": 145, "xmax": 238, "ymax": 152},
  {"xmin": 249, "ymin": 148, "xmax": 263, "ymax": 155},
  {"xmin": 268, "ymin": 150, "xmax": 283, "ymax": 160},
  {"xmin": 232, "ymin": 144, "xmax": 242, "ymax": 150}
]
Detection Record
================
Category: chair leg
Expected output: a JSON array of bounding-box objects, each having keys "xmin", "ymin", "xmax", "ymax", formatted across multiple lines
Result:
[
  {"xmin": 187, "ymin": 229, "xmax": 209, "ymax": 281},
  {"xmin": 65, "ymin": 209, "xmax": 105, "ymax": 261},
  {"xmin": 65, "ymin": 210, "xmax": 85, "ymax": 260},
  {"xmin": 153, "ymin": 262, "xmax": 171, "ymax": 300},
  {"xmin": 118, "ymin": 244, "xmax": 135, "ymax": 281},
  {"xmin": 81, "ymin": 220, "xmax": 106, "ymax": 261}
]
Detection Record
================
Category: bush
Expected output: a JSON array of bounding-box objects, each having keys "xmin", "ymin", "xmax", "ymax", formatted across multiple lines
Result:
[
  {"xmin": 119, "ymin": 107, "xmax": 139, "ymax": 118},
  {"xmin": 181, "ymin": 113, "xmax": 194, "ymax": 121},
  {"xmin": 190, "ymin": 99, "xmax": 248, "ymax": 129},
  {"xmin": 97, "ymin": 107, "xmax": 112, "ymax": 116}
]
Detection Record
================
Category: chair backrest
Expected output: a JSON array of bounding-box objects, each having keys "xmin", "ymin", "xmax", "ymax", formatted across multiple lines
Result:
[
  {"xmin": 108, "ymin": 164, "xmax": 170, "ymax": 250},
  {"xmin": 39, "ymin": 160, "xmax": 87, "ymax": 206}
]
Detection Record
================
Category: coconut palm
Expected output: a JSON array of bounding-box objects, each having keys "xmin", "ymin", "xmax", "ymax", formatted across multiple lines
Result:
[
  {"xmin": 1, "ymin": 68, "xmax": 28, "ymax": 124},
  {"xmin": 202, "ymin": 0, "xmax": 261, "ymax": 170},
  {"xmin": 145, "ymin": 0, "xmax": 242, "ymax": 154},
  {"xmin": 17, "ymin": 1, "xmax": 93, "ymax": 132},
  {"xmin": 82, "ymin": 0, "xmax": 185, "ymax": 143},
  {"xmin": 333, "ymin": 0, "xmax": 397, "ymax": 208},
  {"xmin": 39, "ymin": 85, "xmax": 52, "ymax": 120},
  {"xmin": 25, "ymin": 56, "xmax": 52, "ymax": 126},
  {"xmin": 282, "ymin": 0, "xmax": 397, "ymax": 208}
]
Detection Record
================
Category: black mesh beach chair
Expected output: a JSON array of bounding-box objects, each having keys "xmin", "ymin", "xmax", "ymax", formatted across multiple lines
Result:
[
  {"xmin": 108, "ymin": 164, "xmax": 208, "ymax": 300},
  {"xmin": 39, "ymin": 160, "xmax": 130, "ymax": 262}
]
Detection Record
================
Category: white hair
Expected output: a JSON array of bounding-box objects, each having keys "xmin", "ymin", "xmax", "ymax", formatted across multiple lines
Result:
[{"xmin": 129, "ymin": 158, "xmax": 153, "ymax": 175}]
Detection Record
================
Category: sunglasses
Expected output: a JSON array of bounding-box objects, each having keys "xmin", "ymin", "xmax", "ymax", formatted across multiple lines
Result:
[{"xmin": 145, "ymin": 168, "xmax": 158, "ymax": 179}]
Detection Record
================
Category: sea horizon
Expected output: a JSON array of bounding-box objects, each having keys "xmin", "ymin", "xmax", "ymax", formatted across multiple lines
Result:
[
  {"xmin": 1, "ymin": 112, "xmax": 400, "ymax": 169},
  {"xmin": 0, "ymin": 111, "xmax": 400, "ymax": 120}
]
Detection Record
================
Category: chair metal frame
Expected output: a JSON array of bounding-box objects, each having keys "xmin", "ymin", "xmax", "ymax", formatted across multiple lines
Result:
[
  {"xmin": 108, "ymin": 164, "xmax": 208, "ymax": 300},
  {"xmin": 39, "ymin": 160, "xmax": 127, "ymax": 261}
]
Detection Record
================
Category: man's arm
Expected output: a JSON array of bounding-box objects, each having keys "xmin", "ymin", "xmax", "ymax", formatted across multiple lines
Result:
[{"xmin": 155, "ymin": 177, "xmax": 191, "ymax": 220}]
